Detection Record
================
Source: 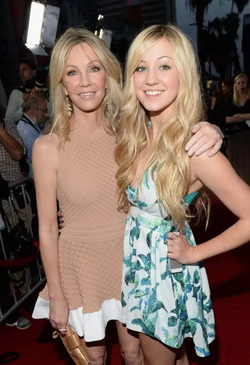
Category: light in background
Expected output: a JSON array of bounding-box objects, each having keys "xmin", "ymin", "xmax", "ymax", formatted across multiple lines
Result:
[
  {"xmin": 25, "ymin": 1, "xmax": 60, "ymax": 56},
  {"xmin": 26, "ymin": 1, "xmax": 45, "ymax": 45},
  {"xmin": 95, "ymin": 14, "xmax": 112, "ymax": 49}
]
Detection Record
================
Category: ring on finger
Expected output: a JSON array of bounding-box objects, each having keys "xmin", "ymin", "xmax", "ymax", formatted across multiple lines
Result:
[{"xmin": 58, "ymin": 328, "xmax": 67, "ymax": 332}]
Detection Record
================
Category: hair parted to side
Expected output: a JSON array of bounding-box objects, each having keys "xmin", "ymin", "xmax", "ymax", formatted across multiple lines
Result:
[
  {"xmin": 233, "ymin": 73, "xmax": 250, "ymax": 106},
  {"xmin": 50, "ymin": 27, "xmax": 122, "ymax": 147},
  {"xmin": 115, "ymin": 24, "xmax": 209, "ymax": 229}
]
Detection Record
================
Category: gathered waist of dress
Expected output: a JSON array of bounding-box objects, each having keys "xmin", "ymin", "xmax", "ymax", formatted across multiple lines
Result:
[
  {"xmin": 129, "ymin": 205, "xmax": 173, "ymax": 230},
  {"xmin": 60, "ymin": 217, "xmax": 126, "ymax": 243}
]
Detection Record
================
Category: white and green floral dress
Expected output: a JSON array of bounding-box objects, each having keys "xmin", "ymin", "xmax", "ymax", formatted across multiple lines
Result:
[{"xmin": 121, "ymin": 168, "xmax": 215, "ymax": 357}]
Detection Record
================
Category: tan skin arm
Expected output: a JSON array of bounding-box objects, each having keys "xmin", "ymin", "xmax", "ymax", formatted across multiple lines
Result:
[
  {"xmin": 32, "ymin": 135, "xmax": 68, "ymax": 333},
  {"xmin": 226, "ymin": 116, "xmax": 246, "ymax": 123},
  {"xmin": 233, "ymin": 113, "xmax": 250, "ymax": 120},
  {"xmin": 226, "ymin": 113, "xmax": 250, "ymax": 123},
  {"xmin": 168, "ymin": 152, "xmax": 250, "ymax": 263}
]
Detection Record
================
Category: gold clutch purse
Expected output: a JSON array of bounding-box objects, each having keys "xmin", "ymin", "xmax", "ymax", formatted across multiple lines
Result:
[{"xmin": 53, "ymin": 324, "xmax": 89, "ymax": 365}]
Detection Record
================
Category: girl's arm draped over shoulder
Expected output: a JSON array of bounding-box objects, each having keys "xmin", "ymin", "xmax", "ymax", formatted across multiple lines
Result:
[
  {"xmin": 168, "ymin": 152, "xmax": 250, "ymax": 264},
  {"xmin": 185, "ymin": 121, "xmax": 223, "ymax": 157},
  {"xmin": 32, "ymin": 135, "xmax": 68, "ymax": 330}
]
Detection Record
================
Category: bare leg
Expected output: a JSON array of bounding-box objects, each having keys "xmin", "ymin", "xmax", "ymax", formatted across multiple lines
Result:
[
  {"xmin": 116, "ymin": 321, "xmax": 144, "ymax": 365},
  {"xmin": 139, "ymin": 333, "xmax": 176, "ymax": 365},
  {"xmin": 175, "ymin": 345, "xmax": 189, "ymax": 365},
  {"xmin": 80, "ymin": 338, "xmax": 106, "ymax": 365}
]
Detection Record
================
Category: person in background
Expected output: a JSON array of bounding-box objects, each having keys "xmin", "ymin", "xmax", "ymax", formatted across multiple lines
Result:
[
  {"xmin": 34, "ymin": 68, "xmax": 52, "ymax": 132},
  {"xmin": 0, "ymin": 110, "xmax": 31, "ymax": 329},
  {"xmin": 0, "ymin": 108, "xmax": 32, "ymax": 230},
  {"xmin": 210, "ymin": 80, "xmax": 221, "ymax": 111},
  {"xmin": 225, "ymin": 73, "xmax": 250, "ymax": 185},
  {"xmin": 115, "ymin": 24, "xmax": 250, "ymax": 365},
  {"xmin": 5, "ymin": 59, "xmax": 36, "ymax": 123},
  {"xmin": 0, "ymin": 110, "xmax": 24, "ymax": 184},
  {"xmin": 208, "ymin": 78, "xmax": 234, "ymax": 156},
  {"xmin": 0, "ymin": 212, "xmax": 32, "ymax": 330},
  {"xmin": 0, "ymin": 77, "xmax": 7, "ymax": 115},
  {"xmin": 17, "ymin": 95, "xmax": 47, "ymax": 178},
  {"xmin": 209, "ymin": 78, "xmax": 233, "ymax": 125}
]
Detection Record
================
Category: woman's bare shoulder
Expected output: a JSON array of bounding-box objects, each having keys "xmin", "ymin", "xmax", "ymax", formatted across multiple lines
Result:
[
  {"xmin": 33, "ymin": 132, "xmax": 60, "ymax": 154},
  {"xmin": 33, "ymin": 134, "xmax": 59, "ymax": 167}
]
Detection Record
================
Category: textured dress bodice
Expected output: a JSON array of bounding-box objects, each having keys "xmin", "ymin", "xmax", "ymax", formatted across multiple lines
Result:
[{"xmin": 56, "ymin": 127, "xmax": 124, "ymax": 226}]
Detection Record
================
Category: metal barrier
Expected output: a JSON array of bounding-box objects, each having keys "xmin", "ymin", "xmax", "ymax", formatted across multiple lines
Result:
[{"xmin": 0, "ymin": 177, "xmax": 45, "ymax": 325}]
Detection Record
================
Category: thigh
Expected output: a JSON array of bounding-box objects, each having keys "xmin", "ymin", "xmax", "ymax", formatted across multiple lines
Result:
[
  {"xmin": 116, "ymin": 321, "xmax": 144, "ymax": 365},
  {"xmin": 80, "ymin": 338, "xmax": 106, "ymax": 365},
  {"xmin": 176, "ymin": 345, "xmax": 189, "ymax": 365},
  {"xmin": 139, "ymin": 333, "xmax": 176, "ymax": 365}
]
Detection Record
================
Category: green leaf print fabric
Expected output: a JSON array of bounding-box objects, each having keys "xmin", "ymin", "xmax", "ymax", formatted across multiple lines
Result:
[{"xmin": 121, "ymin": 169, "xmax": 215, "ymax": 357}]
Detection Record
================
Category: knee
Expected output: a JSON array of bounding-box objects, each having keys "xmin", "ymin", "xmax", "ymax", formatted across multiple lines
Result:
[
  {"xmin": 88, "ymin": 353, "xmax": 106, "ymax": 365},
  {"xmin": 120, "ymin": 344, "xmax": 143, "ymax": 365}
]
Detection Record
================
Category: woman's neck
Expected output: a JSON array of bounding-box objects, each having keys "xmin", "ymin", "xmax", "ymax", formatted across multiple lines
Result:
[
  {"xmin": 72, "ymin": 108, "xmax": 103, "ymax": 132},
  {"xmin": 238, "ymin": 92, "xmax": 247, "ymax": 106}
]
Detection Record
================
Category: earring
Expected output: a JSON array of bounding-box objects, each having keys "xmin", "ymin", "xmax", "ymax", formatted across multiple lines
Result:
[{"xmin": 66, "ymin": 95, "xmax": 73, "ymax": 118}]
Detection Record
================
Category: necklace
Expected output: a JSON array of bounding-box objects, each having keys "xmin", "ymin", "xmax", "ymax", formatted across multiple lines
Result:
[{"xmin": 148, "ymin": 120, "xmax": 152, "ymax": 129}]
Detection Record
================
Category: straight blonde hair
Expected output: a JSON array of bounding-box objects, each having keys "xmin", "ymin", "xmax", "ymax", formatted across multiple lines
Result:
[
  {"xmin": 50, "ymin": 27, "xmax": 122, "ymax": 147},
  {"xmin": 115, "ymin": 24, "xmax": 209, "ymax": 229}
]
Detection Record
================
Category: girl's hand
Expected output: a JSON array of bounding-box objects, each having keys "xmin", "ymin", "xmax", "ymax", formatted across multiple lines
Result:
[
  {"xmin": 58, "ymin": 210, "xmax": 65, "ymax": 230},
  {"xmin": 185, "ymin": 121, "xmax": 223, "ymax": 157},
  {"xmin": 167, "ymin": 231, "xmax": 195, "ymax": 265},
  {"xmin": 49, "ymin": 296, "xmax": 68, "ymax": 336}
]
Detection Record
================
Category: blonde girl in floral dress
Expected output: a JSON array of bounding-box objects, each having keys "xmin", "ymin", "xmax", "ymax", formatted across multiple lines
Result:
[{"xmin": 115, "ymin": 24, "xmax": 250, "ymax": 365}]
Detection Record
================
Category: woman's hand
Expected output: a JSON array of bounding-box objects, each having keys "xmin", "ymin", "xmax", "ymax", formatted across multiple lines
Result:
[
  {"xmin": 185, "ymin": 121, "xmax": 223, "ymax": 157},
  {"xmin": 58, "ymin": 210, "xmax": 65, "ymax": 231},
  {"xmin": 167, "ymin": 231, "xmax": 196, "ymax": 265},
  {"xmin": 49, "ymin": 295, "xmax": 68, "ymax": 336}
]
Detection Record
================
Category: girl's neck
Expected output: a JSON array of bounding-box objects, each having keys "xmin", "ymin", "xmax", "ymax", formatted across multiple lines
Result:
[{"xmin": 149, "ymin": 107, "xmax": 173, "ymax": 139}]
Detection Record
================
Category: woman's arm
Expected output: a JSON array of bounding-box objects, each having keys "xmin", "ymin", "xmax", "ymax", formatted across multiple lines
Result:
[
  {"xmin": 233, "ymin": 113, "xmax": 250, "ymax": 121},
  {"xmin": 168, "ymin": 152, "xmax": 250, "ymax": 263},
  {"xmin": 5, "ymin": 90, "xmax": 24, "ymax": 123},
  {"xmin": 32, "ymin": 135, "xmax": 68, "ymax": 331},
  {"xmin": 185, "ymin": 122, "xmax": 223, "ymax": 157},
  {"xmin": 226, "ymin": 116, "xmax": 246, "ymax": 123},
  {"xmin": 210, "ymin": 96, "xmax": 217, "ymax": 110}
]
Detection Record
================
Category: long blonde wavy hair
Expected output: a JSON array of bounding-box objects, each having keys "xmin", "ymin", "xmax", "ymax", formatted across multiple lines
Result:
[
  {"xmin": 50, "ymin": 27, "xmax": 122, "ymax": 146},
  {"xmin": 115, "ymin": 24, "xmax": 209, "ymax": 229},
  {"xmin": 233, "ymin": 73, "xmax": 250, "ymax": 106}
]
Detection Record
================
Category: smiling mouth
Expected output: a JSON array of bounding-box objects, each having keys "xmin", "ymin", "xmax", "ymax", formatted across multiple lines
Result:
[
  {"xmin": 79, "ymin": 92, "xmax": 95, "ymax": 96},
  {"xmin": 145, "ymin": 91, "xmax": 164, "ymax": 96}
]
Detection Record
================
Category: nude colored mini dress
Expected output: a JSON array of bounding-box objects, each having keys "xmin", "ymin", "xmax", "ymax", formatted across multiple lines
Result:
[{"xmin": 32, "ymin": 127, "xmax": 125, "ymax": 341}]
